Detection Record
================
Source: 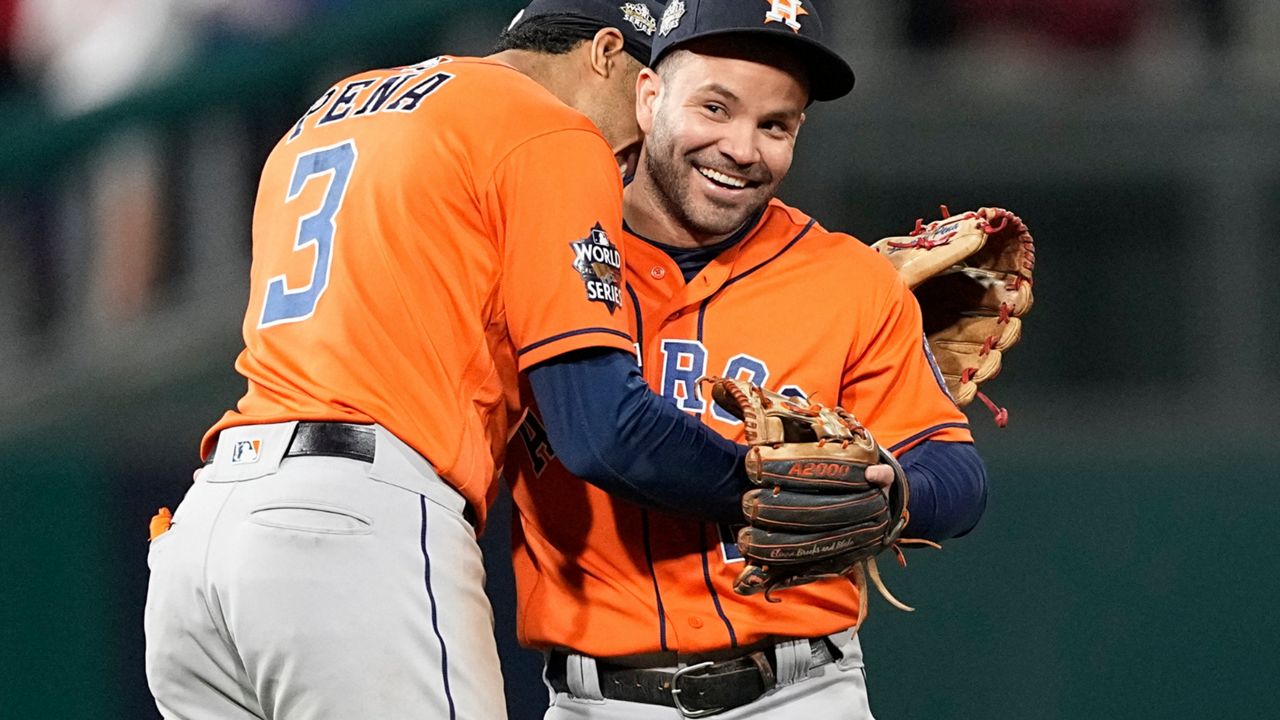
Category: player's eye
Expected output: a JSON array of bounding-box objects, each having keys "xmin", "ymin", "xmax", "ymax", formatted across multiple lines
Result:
[
  {"xmin": 761, "ymin": 120, "xmax": 794, "ymax": 138},
  {"xmin": 703, "ymin": 103, "xmax": 726, "ymax": 116}
]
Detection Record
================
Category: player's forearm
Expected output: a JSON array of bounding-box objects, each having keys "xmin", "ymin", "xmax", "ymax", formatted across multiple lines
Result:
[
  {"xmin": 899, "ymin": 440, "xmax": 988, "ymax": 541},
  {"xmin": 527, "ymin": 349, "xmax": 748, "ymax": 523}
]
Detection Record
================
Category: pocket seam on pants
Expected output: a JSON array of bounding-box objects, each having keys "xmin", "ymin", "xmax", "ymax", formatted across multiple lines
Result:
[{"xmin": 248, "ymin": 501, "xmax": 374, "ymax": 535}]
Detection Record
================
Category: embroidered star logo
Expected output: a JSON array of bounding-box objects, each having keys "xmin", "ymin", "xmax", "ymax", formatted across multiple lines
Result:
[{"xmin": 764, "ymin": 0, "xmax": 808, "ymax": 33}]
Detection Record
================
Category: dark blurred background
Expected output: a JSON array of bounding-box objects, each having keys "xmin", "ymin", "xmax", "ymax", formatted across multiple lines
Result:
[{"xmin": 1, "ymin": 0, "xmax": 1276, "ymax": 718}]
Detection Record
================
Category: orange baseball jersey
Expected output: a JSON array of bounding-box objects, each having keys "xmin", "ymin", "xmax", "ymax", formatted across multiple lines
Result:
[
  {"xmin": 507, "ymin": 198, "xmax": 972, "ymax": 656},
  {"xmin": 203, "ymin": 56, "xmax": 635, "ymax": 525}
]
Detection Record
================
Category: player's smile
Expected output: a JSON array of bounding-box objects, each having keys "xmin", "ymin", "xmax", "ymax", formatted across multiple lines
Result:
[
  {"xmin": 695, "ymin": 164, "xmax": 749, "ymax": 189},
  {"xmin": 687, "ymin": 156, "xmax": 770, "ymax": 216}
]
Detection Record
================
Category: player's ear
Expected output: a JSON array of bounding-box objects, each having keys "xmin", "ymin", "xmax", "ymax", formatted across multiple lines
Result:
[
  {"xmin": 636, "ymin": 67, "xmax": 660, "ymax": 135},
  {"xmin": 588, "ymin": 27, "xmax": 627, "ymax": 79}
]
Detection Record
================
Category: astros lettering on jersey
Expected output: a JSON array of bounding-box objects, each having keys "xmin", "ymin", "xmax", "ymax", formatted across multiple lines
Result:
[
  {"xmin": 204, "ymin": 56, "xmax": 636, "ymax": 526},
  {"xmin": 508, "ymin": 199, "xmax": 972, "ymax": 657}
]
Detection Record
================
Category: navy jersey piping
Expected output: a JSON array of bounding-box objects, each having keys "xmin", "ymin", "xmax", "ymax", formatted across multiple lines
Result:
[
  {"xmin": 516, "ymin": 327, "xmax": 633, "ymax": 357},
  {"xmin": 626, "ymin": 284, "xmax": 644, "ymax": 351},
  {"xmin": 696, "ymin": 218, "xmax": 816, "ymax": 342},
  {"xmin": 887, "ymin": 422, "xmax": 972, "ymax": 453},
  {"xmin": 700, "ymin": 523, "xmax": 739, "ymax": 648},
  {"xmin": 640, "ymin": 509, "xmax": 670, "ymax": 651}
]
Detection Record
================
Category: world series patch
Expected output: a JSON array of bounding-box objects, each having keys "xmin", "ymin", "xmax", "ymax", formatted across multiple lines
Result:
[
  {"xmin": 570, "ymin": 223, "xmax": 623, "ymax": 314},
  {"xmin": 620, "ymin": 3, "xmax": 657, "ymax": 36}
]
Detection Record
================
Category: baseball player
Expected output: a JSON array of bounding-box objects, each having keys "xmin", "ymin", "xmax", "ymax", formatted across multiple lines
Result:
[
  {"xmin": 505, "ymin": 1, "xmax": 990, "ymax": 718},
  {"xmin": 142, "ymin": 2, "xmax": 793, "ymax": 718}
]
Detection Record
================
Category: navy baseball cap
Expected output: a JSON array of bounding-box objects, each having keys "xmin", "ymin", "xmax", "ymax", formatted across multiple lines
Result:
[
  {"xmin": 650, "ymin": 0, "xmax": 854, "ymax": 102},
  {"xmin": 507, "ymin": 1, "xmax": 667, "ymax": 65}
]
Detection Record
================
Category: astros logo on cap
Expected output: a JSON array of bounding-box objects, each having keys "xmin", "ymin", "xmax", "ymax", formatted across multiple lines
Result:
[{"xmin": 764, "ymin": 0, "xmax": 808, "ymax": 33}]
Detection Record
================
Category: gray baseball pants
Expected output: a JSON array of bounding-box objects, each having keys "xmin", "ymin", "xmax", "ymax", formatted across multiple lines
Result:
[{"xmin": 144, "ymin": 421, "xmax": 505, "ymax": 719}]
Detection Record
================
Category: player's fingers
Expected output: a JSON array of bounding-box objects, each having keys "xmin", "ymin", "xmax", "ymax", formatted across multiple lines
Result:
[{"xmin": 864, "ymin": 464, "xmax": 895, "ymax": 488}]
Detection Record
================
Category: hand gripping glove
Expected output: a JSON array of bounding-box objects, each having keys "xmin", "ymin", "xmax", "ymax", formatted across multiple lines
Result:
[
  {"xmin": 872, "ymin": 207, "xmax": 1035, "ymax": 426},
  {"xmin": 705, "ymin": 377, "xmax": 925, "ymax": 617}
]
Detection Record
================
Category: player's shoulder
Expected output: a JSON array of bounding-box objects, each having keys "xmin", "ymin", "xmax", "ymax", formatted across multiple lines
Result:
[
  {"xmin": 762, "ymin": 199, "xmax": 904, "ymax": 288},
  {"xmin": 445, "ymin": 56, "xmax": 603, "ymax": 138}
]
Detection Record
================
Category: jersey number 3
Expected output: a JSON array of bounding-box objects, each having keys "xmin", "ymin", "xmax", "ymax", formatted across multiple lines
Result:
[{"xmin": 259, "ymin": 140, "xmax": 359, "ymax": 328}]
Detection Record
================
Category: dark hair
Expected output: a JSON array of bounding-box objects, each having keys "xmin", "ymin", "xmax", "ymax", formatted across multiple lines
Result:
[
  {"xmin": 653, "ymin": 48, "xmax": 691, "ymax": 79},
  {"xmin": 492, "ymin": 14, "xmax": 602, "ymax": 55}
]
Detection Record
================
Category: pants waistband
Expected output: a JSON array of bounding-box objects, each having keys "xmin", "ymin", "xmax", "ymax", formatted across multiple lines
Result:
[
  {"xmin": 206, "ymin": 422, "xmax": 475, "ymax": 527},
  {"xmin": 547, "ymin": 636, "xmax": 839, "ymax": 717}
]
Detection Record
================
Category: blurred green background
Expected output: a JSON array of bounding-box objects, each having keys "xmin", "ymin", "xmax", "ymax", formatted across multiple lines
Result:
[{"xmin": 1, "ymin": 0, "xmax": 1277, "ymax": 718}]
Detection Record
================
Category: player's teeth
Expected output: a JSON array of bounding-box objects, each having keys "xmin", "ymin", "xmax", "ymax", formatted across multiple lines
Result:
[{"xmin": 697, "ymin": 167, "xmax": 747, "ymax": 188}]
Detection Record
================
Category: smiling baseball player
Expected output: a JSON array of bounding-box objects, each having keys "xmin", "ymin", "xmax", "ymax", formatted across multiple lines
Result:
[{"xmin": 506, "ymin": 1, "xmax": 990, "ymax": 717}]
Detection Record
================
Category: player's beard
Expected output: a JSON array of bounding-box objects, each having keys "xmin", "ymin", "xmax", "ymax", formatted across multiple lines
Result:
[{"xmin": 643, "ymin": 124, "xmax": 772, "ymax": 243}]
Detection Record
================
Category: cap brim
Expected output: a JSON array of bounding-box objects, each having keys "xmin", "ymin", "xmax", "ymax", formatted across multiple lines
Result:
[{"xmin": 653, "ymin": 28, "xmax": 855, "ymax": 102}]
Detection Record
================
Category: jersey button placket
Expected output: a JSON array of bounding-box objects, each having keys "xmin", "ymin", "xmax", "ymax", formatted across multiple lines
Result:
[{"xmin": 687, "ymin": 616, "xmax": 704, "ymax": 629}]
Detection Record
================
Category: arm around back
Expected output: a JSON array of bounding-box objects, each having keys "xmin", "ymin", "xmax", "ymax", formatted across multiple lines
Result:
[{"xmin": 526, "ymin": 348, "xmax": 749, "ymax": 524}]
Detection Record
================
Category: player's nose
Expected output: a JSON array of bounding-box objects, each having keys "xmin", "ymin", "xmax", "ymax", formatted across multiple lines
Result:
[{"xmin": 715, "ymin": 119, "xmax": 758, "ymax": 168}]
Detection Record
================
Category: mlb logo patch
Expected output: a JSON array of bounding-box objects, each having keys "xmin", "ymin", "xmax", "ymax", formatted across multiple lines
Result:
[{"xmin": 231, "ymin": 439, "xmax": 263, "ymax": 465}]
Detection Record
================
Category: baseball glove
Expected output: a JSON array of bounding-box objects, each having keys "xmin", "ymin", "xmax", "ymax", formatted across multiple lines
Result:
[
  {"xmin": 705, "ymin": 377, "xmax": 924, "ymax": 616},
  {"xmin": 872, "ymin": 207, "xmax": 1035, "ymax": 426}
]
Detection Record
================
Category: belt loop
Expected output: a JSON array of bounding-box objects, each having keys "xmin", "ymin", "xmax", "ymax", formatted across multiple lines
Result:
[
  {"xmin": 206, "ymin": 421, "xmax": 299, "ymax": 483},
  {"xmin": 565, "ymin": 653, "xmax": 604, "ymax": 701},
  {"xmin": 772, "ymin": 638, "xmax": 810, "ymax": 686}
]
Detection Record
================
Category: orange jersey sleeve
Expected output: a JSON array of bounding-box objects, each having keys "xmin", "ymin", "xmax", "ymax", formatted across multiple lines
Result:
[
  {"xmin": 201, "ymin": 57, "xmax": 632, "ymax": 526},
  {"xmin": 484, "ymin": 128, "xmax": 634, "ymax": 370}
]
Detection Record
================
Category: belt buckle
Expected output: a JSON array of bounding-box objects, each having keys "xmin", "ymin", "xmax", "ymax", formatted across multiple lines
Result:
[{"xmin": 670, "ymin": 661, "xmax": 724, "ymax": 718}]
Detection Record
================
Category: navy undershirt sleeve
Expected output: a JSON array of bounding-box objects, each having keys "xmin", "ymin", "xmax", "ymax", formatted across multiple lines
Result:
[
  {"xmin": 527, "ymin": 348, "xmax": 749, "ymax": 523},
  {"xmin": 899, "ymin": 440, "xmax": 989, "ymax": 542}
]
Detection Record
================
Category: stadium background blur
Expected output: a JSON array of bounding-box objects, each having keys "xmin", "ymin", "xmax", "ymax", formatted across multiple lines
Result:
[{"xmin": 1, "ymin": 1, "xmax": 1276, "ymax": 717}]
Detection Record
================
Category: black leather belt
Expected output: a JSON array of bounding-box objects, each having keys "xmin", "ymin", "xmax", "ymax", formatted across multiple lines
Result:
[
  {"xmin": 547, "ymin": 638, "xmax": 837, "ymax": 717},
  {"xmin": 286, "ymin": 422, "xmax": 378, "ymax": 462}
]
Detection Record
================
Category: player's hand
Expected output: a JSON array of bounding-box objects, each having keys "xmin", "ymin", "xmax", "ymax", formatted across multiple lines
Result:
[
  {"xmin": 864, "ymin": 464, "xmax": 894, "ymax": 493},
  {"xmin": 704, "ymin": 377, "xmax": 910, "ymax": 604}
]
